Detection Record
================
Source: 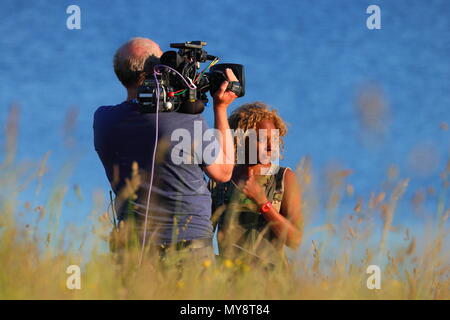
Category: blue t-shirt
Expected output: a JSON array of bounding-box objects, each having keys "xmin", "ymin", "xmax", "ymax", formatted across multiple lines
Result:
[{"xmin": 93, "ymin": 101, "xmax": 215, "ymax": 244}]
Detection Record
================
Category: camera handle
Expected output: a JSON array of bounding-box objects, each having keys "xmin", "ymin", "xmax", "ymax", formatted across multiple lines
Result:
[{"xmin": 226, "ymin": 81, "xmax": 243, "ymax": 97}]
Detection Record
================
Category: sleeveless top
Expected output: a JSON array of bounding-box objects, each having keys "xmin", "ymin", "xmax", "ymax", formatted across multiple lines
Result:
[{"xmin": 209, "ymin": 164, "xmax": 289, "ymax": 267}]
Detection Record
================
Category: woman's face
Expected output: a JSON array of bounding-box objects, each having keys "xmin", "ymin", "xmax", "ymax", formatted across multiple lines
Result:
[{"xmin": 242, "ymin": 119, "xmax": 278, "ymax": 165}]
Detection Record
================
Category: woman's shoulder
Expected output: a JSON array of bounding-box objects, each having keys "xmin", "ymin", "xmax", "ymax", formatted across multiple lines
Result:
[
  {"xmin": 280, "ymin": 166, "xmax": 302, "ymax": 196},
  {"xmin": 269, "ymin": 165, "xmax": 290, "ymax": 180},
  {"xmin": 271, "ymin": 165, "xmax": 297, "ymax": 194}
]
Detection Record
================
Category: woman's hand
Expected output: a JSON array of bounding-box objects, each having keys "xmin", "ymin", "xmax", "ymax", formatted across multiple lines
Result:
[{"xmin": 242, "ymin": 171, "xmax": 269, "ymax": 207}]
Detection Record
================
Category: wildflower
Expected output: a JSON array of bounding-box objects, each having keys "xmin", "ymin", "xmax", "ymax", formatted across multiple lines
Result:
[
  {"xmin": 202, "ymin": 259, "xmax": 212, "ymax": 268},
  {"xmin": 224, "ymin": 259, "xmax": 234, "ymax": 269},
  {"xmin": 176, "ymin": 280, "xmax": 185, "ymax": 289}
]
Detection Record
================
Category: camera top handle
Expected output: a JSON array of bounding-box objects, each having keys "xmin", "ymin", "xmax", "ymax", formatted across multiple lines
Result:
[
  {"xmin": 169, "ymin": 41, "xmax": 217, "ymax": 63},
  {"xmin": 170, "ymin": 40, "xmax": 206, "ymax": 49}
]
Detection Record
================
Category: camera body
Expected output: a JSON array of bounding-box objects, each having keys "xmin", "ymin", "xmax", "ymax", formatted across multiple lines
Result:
[{"xmin": 137, "ymin": 41, "xmax": 245, "ymax": 114}]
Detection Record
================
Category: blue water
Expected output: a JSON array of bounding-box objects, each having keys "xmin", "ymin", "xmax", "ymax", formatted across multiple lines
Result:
[{"xmin": 0, "ymin": 0, "xmax": 449, "ymax": 233}]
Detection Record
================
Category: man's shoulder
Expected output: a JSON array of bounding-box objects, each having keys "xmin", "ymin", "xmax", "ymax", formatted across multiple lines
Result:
[
  {"xmin": 93, "ymin": 101, "xmax": 132, "ymax": 127},
  {"xmin": 94, "ymin": 105, "xmax": 109, "ymax": 116},
  {"xmin": 93, "ymin": 102, "xmax": 131, "ymax": 148},
  {"xmin": 94, "ymin": 101, "xmax": 127, "ymax": 118},
  {"xmin": 93, "ymin": 102, "xmax": 208, "ymax": 131}
]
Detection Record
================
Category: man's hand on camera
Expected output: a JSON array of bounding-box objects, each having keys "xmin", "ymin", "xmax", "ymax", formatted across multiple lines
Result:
[{"xmin": 213, "ymin": 68, "xmax": 238, "ymax": 109}]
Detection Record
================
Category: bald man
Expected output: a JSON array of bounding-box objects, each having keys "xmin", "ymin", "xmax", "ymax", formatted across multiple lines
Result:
[{"xmin": 93, "ymin": 38, "xmax": 237, "ymax": 262}]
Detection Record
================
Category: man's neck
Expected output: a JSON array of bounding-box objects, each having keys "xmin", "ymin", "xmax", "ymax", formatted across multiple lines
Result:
[{"xmin": 126, "ymin": 87, "xmax": 137, "ymax": 102}]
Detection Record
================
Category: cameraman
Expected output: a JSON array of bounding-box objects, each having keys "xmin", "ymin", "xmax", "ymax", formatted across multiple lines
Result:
[{"xmin": 93, "ymin": 37, "xmax": 237, "ymax": 263}]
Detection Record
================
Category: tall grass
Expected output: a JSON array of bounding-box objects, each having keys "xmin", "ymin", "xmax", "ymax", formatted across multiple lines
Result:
[{"xmin": 0, "ymin": 106, "xmax": 448, "ymax": 300}]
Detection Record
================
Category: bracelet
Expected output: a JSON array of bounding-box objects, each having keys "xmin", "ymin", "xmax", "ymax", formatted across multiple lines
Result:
[{"xmin": 259, "ymin": 201, "xmax": 272, "ymax": 214}]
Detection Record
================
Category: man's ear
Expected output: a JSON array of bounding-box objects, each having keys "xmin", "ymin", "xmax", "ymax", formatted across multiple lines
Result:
[
  {"xmin": 136, "ymin": 71, "xmax": 146, "ymax": 87},
  {"xmin": 143, "ymin": 55, "xmax": 160, "ymax": 73}
]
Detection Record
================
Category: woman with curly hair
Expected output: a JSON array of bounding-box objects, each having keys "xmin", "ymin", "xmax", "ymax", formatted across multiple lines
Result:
[{"xmin": 210, "ymin": 102, "xmax": 303, "ymax": 268}]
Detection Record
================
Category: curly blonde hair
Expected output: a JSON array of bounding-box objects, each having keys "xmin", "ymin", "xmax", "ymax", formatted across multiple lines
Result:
[{"xmin": 228, "ymin": 101, "xmax": 288, "ymax": 159}]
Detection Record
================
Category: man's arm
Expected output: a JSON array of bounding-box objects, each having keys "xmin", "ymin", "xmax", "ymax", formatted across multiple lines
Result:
[{"xmin": 203, "ymin": 69, "xmax": 238, "ymax": 183}]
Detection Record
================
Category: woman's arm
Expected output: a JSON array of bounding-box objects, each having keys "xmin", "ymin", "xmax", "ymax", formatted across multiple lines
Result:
[{"xmin": 243, "ymin": 168, "xmax": 303, "ymax": 249}]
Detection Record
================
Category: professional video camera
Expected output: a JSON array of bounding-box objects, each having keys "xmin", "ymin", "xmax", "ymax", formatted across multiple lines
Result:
[{"xmin": 137, "ymin": 41, "xmax": 245, "ymax": 114}]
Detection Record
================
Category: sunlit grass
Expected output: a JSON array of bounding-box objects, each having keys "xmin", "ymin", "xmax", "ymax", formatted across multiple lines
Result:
[{"xmin": 0, "ymin": 106, "xmax": 449, "ymax": 300}]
